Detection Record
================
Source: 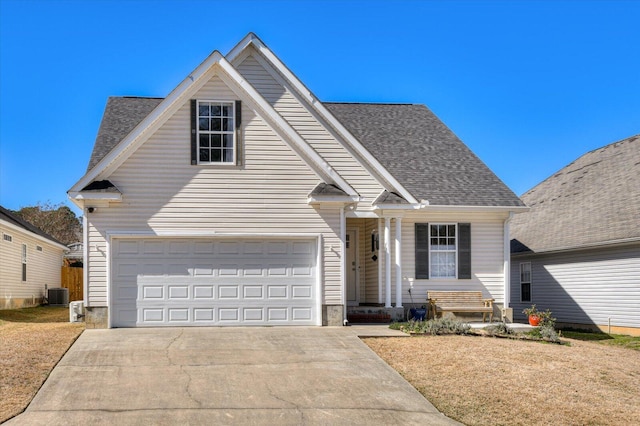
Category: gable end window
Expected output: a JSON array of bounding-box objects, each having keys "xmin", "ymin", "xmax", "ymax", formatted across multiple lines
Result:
[
  {"xmin": 3, "ymin": 233, "xmax": 12, "ymax": 242},
  {"xmin": 520, "ymin": 262, "xmax": 532, "ymax": 302},
  {"xmin": 191, "ymin": 100, "xmax": 241, "ymax": 165},
  {"xmin": 415, "ymin": 223, "xmax": 471, "ymax": 279}
]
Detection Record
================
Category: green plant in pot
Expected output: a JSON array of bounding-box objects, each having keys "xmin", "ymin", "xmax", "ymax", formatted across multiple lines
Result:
[{"xmin": 523, "ymin": 304, "xmax": 542, "ymax": 326}]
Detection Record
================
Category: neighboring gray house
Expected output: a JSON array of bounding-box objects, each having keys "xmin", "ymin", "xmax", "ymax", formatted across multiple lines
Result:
[
  {"xmin": 510, "ymin": 135, "xmax": 640, "ymax": 335},
  {"xmin": 0, "ymin": 206, "xmax": 67, "ymax": 309},
  {"xmin": 68, "ymin": 33, "xmax": 525, "ymax": 328}
]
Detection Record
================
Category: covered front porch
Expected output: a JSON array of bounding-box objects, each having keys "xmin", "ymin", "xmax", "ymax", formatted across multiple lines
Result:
[{"xmin": 344, "ymin": 216, "xmax": 407, "ymax": 323}]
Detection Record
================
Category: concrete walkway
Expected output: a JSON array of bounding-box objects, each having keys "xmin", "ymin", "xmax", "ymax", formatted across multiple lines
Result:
[{"xmin": 8, "ymin": 326, "xmax": 460, "ymax": 425}]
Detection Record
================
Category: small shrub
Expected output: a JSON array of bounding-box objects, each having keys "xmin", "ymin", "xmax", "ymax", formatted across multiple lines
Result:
[
  {"xmin": 484, "ymin": 322, "xmax": 513, "ymax": 336},
  {"xmin": 539, "ymin": 324, "xmax": 560, "ymax": 342},
  {"xmin": 401, "ymin": 317, "xmax": 471, "ymax": 335}
]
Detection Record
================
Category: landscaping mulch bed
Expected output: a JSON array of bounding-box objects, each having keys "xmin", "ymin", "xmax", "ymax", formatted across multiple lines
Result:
[
  {"xmin": 363, "ymin": 335, "xmax": 640, "ymax": 426},
  {"xmin": 0, "ymin": 307, "xmax": 84, "ymax": 423}
]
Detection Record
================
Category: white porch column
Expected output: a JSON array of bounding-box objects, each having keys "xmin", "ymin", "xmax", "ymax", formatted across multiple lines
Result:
[
  {"xmin": 395, "ymin": 217, "xmax": 403, "ymax": 308},
  {"xmin": 384, "ymin": 217, "xmax": 392, "ymax": 308}
]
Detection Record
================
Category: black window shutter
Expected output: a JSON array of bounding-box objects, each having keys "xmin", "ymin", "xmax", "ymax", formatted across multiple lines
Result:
[
  {"xmin": 458, "ymin": 223, "xmax": 471, "ymax": 279},
  {"xmin": 235, "ymin": 100, "xmax": 242, "ymax": 129},
  {"xmin": 415, "ymin": 223, "xmax": 429, "ymax": 279},
  {"xmin": 190, "ymin": 99, "xmax": 197, "ymax": 165}
]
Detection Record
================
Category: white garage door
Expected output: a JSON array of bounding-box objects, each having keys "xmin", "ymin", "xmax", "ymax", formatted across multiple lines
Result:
[{"xmin": 111, "ymin": 238, "xmax": 318, "ymax": 327}]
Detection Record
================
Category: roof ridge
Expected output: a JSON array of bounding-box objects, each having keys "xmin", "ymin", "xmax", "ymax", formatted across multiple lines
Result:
[
  {"xmin": 521, "ymin": 133, "xmax": 640, "ymax": 197},
  {"xmin": 323, "ymin": 101, "xmax": 417, "ymax": 106},
  {"xmin": 113, "ymin": 96, "xmax": 165, "ymax": 100}
]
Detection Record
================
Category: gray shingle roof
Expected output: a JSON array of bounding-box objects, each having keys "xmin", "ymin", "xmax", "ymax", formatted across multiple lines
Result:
[
  {"xmin": 325, "ymin": 103, "xmax": 524, "ymax": 206},
  {"xmin": 510, "ymin": 134, "xmax": 640, "ymax": 253},
  {"xmin": 85, "ymin": 98, "xmax": 524, "ymax": 208},
  {"xmin": 87, "ymin": 97, "xmax": 163, "ymax": 171},
  {"xmin": 0, "ymin": 205, "xmax": 66, "ymax": 246}
]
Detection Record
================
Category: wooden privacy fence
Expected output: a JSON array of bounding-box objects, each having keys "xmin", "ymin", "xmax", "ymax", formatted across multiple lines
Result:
[{"xmin": 61, "ymin": 266, "xmax": 83, "ymax": 302}]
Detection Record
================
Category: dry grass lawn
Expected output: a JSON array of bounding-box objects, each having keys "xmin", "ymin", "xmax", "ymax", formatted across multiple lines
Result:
[
  {"xmin": 364, "ymin": 335, "xmax": 640, "ymax": 426},
  {"xmin": 0, "ymin": 307, "xmax": 84, "ymax": 423}
]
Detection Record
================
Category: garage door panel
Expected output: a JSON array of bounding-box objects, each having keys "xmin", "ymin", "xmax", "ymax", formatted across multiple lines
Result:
[{"xmin": 112, "ymin": 238, "xmax": 318, "ymax": 327}]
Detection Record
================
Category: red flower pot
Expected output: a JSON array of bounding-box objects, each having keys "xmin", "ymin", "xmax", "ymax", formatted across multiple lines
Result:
[{"xmin": 528, "ymin": 315, "xmax": 541, "ymax": 326}]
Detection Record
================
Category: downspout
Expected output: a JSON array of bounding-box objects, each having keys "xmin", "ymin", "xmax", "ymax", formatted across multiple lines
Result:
[
  {"xmin": 341, "ymin": 205, "xmax": 347, "ymax": 325},
  {"xmin": 503, "ymin": 212, "xmax": 514, "ymax": 309}
]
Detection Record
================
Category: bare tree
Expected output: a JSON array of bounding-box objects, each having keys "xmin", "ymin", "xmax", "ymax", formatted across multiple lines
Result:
[{"xmin": 14, "ymin": 202, "xmax": 81, "ymax": 246}]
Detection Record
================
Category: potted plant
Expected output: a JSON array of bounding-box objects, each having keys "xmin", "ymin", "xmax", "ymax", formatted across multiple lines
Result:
[{"xmin": 523, "ymin": 304, "xmax": 542, "ymax": 326}]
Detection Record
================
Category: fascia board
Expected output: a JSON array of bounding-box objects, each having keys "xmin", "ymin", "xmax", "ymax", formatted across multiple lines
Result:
[
  {"xmin": 307, "ymin": 196, "xmax": 360, "ymax": 204},
  {"xmin": 228, "ymin": 35, "xmax": 419, "ymax": 204},
  {"xmin": 0, "ymin": 219, "xmax": 69, "ymax": 251},
  {"xmin": 226, "ymin": 32, "xmax": 258, "ymax": 61},
  {"xmin": 68, "ymin": 191, "xmax": 123, "ymax": 201},
  {"xmin": 69, "ymin": 50, "xmax": 226, "ymax": 194},
  {"xmin": 216, "ymin": 57, "xmax": 357, "ymax": 196}
]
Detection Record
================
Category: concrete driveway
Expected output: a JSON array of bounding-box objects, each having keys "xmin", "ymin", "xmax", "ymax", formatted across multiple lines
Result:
[{"xmin": 8, "ymin": 327, "xmax": 460, "ymax": 425}]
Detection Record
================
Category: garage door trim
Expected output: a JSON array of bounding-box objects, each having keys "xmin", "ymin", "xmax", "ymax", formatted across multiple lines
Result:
[{"xmin": 107, "ymin": 233, "xmax": 323, "ymax": 328}]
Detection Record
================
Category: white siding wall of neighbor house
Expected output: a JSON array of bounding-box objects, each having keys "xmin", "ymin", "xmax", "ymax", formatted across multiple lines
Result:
[
  {"xmin": 511, "ymin": 244, "xmax": 640, "ymax": 330},
  {"xmin": 0, "ymin": 223, "xmax": 63, "ymax": 308},
  {"xmin": 400, "ymin": 211, "xmax": 509, "ymax": 306},
  {"xmin": 235, "ymin": 50, "xmax": 386, "ymax": 202},
  {"xmin": 86, "ymin": 75, "xmax": 342, "ymax": 307}
]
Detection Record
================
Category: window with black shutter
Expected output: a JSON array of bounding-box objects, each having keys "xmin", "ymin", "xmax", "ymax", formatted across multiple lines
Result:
[
  {"xmin": 415, "ymin": 222, "xmax": 471, "ymax": 279},
  {"xmin": 191, "ymin": 99, "xmax": 241, "ymax": 165}
]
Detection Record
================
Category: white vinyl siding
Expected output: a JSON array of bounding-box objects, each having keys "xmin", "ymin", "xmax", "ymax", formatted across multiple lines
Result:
[
  {"xmin": 401, "ymin": 212, "xmax": 508, "ymax": 305},
  {"xmin": 510, "ymin": 244, "xmax": 640, "ymax": 329},
  {"xmin": 0, "ymin": 221, "xmax": 64, "ymax": 306},
  {"xmin": 85, "ymin": 75, "xmax": 342, "ymax": 307},
  {"xmin": 236, "ymin": 52, "xmax": 386, "ymax": 202}
]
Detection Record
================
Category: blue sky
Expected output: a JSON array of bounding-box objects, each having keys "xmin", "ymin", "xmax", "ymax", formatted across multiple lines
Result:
[{"xmin": 1, "ymin": 0, "xmax": 639, "ymax": 215}]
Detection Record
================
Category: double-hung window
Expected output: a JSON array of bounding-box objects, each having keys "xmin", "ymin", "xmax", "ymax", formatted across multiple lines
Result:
[
  {"xmin": 430, "ymin": 224, "xmax": 457, "ymax": 278},
  {"xmin": 520, "ymin": 262, "xmax": 532, "ymax": 302},
  {"xmin": 196, "ymin": 101, "xmax": 236, "ymax": 164},
  {"xmin": 415, "ymin": 222, "xmax": 471, "ymax": 280}
]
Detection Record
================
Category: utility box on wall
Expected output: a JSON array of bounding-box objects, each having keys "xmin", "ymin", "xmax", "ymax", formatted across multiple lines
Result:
[{"xmin": 69, "ymin": 300, "xmax": 84, "ymax": 322}]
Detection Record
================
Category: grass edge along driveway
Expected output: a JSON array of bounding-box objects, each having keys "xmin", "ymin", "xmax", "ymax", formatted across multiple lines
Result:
[
  {"xmin": 0, "ymin": 306, "xmax": 84, "ymax": 423},
  {"xmin": 363, "ymin": 333, "xmax": 640, "ymax": 426}
]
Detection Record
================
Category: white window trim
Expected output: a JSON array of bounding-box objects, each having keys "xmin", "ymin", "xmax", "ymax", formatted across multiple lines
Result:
[
  {"xmin": 3, "ymin": 233, "xmax": 12, "ymax": 242},
  {"xmin": 519, "ymin": 262, "xmax": 532, "ymax": 302},
  {"xmin": 429, "ymin": 223, "xmax": 458, "ymax": 279},
  {"xmin": 196, "ymin": 99, "xmax": 237, "ymax": 165}
]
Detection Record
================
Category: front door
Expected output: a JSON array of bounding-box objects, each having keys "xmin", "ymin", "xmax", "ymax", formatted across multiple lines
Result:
[{"xmin": 346, "ymin": 229, "xmax": 358, "ymax": 306}]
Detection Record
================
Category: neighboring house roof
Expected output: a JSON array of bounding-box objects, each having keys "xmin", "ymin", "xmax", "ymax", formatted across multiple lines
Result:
[
  {"xmin": 85, "ymin": 97, "xmax": 524, "ymax": 208},
  {"xmin": 510, "ymin": 134, "xmax": 640, "ymax": 253},
  {"xmin": 0, "ymin": 205, "xmax": 67, "ymax": 247},
  {"xmin": 325, "ymin": 103, "xmax": 524, "ymax": 207}
]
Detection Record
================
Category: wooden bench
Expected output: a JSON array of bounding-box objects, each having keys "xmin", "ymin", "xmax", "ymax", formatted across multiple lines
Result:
[{"xmin": 427, "ymin": 291, "xmax": 495, "ymax": 322}]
